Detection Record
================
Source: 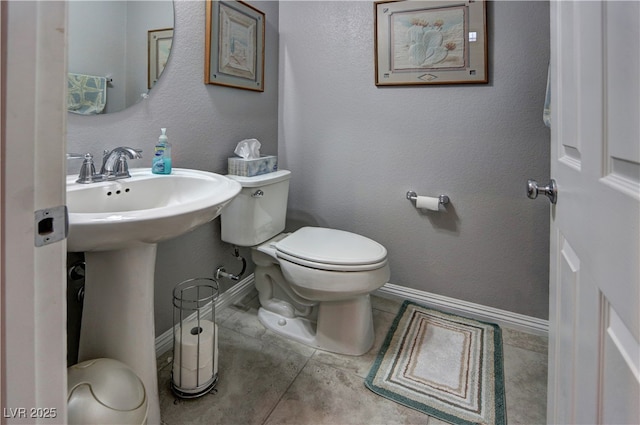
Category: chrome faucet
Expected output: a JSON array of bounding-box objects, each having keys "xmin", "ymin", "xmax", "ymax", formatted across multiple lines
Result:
[
  {"xmin": 100, "ymin": 147, "xmax": 143, "ymax": 179},
  {"xmin": 68, "ymin": 147, "xmax": 142, "ymax": 183}
]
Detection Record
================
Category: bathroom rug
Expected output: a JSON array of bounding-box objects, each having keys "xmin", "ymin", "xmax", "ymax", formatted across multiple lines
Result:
[{"xmin": 365, "ymin": 300, "xmax": 506, "ymax": 425}]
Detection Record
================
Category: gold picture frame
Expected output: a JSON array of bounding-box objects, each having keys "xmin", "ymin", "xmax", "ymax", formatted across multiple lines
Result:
[
  {"xmin": 205, "ymin": 0, "xmax": 265, "ymax": 92},
  {"xmin": 148, "ymin": 28, "xmax": 174, "ymax": 89},
  {"xmin": 374, "ymin": 0, "xmax": 488, "ymax": 86}
]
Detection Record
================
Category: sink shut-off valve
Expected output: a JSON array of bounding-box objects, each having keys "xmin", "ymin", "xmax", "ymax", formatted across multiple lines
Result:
[{"xmin": 215, "ymin": 246, "xmax": 246, "ymax": 281}]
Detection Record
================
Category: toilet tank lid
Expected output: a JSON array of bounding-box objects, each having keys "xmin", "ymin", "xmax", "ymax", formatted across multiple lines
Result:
[{"xmin": 226, "ymin": 170, "xmax": 291, "ymax": 188}]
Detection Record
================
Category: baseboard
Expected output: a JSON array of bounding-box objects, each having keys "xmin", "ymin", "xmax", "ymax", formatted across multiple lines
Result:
[
  {"xmin": 156, "ymin": 277, "xmax": 548, "ymax": 356},
  {"xmin": 155, "ymin": 274, "xmax": 256, "ymax": 357},
  {"xmin": 375, "ymin": 283, "xmax": 549, "ymax": 336}
]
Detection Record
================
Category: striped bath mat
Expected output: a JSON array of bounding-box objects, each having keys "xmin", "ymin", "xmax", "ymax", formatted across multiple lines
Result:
[{"xmin": 365, "ymin": 301, "xmax": 506, "ymax": 425}]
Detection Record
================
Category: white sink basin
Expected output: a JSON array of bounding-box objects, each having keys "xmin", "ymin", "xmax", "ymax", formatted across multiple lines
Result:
[{"xmin": 66, "ymin": 168, "xmax": 241, "ymax": 251}]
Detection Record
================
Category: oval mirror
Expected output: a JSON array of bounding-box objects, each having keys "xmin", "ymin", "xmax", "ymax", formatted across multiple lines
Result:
[{"xmin": 68, "ymin": 1, "xmax": 174, "ymax": 115}]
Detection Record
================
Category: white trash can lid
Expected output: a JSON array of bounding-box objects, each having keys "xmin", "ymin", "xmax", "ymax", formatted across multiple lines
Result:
[{"xmin": 67, "ymin": 358, "xmax": 147, "ymax": 425}]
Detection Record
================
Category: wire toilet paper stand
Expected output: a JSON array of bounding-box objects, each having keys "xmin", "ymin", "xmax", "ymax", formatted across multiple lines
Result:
[{"xmin": 171, "ymin": 278, "xmax": 219, "ymax": 398}]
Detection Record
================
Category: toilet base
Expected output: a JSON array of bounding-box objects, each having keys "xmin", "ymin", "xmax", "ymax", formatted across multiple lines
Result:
[
  {"xmin": 257, "ymin": 295, "xmax": 375, "ymax": 356},
  {"xmin": 258, "ymin": 308, "xmax": 318, "ymax": 347}
]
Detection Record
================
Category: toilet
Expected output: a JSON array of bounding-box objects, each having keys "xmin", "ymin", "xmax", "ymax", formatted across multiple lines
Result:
[{"xmin": 221, "ymin": 170, "xmax": 390, "ymax": 355}]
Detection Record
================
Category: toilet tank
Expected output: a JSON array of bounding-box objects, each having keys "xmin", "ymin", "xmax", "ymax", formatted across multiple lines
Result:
[{"xmin": 221, "ymin": 170, "xmax": 291, "ymax": 246}]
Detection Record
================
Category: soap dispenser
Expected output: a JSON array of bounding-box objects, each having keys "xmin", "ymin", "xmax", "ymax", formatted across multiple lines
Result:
[{"xmin": 152, "ymin": 128, "xmax": 172, "ymax": 174}]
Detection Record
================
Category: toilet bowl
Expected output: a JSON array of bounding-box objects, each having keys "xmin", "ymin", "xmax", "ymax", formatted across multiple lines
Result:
[
  {"xmin": 220, "ymin": 170, "xmax": 390, "ymax": 355},
  {"xmin": 253, "ymin": 227, "xmax": 390, "ymax": 355}
]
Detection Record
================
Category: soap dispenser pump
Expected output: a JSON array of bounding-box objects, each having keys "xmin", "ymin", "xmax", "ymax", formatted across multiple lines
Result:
[{"xmin": 152, "ymin": 128, "xmax": 172, "ymax": 174}]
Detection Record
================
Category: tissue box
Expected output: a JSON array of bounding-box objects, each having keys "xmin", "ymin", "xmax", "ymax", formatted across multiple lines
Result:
[{"xmin": 228, "ymin": 155, "xmax": 278, "ymax": 177}]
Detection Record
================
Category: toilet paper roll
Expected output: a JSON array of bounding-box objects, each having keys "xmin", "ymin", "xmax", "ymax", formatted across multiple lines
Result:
[
  {"xmin": 173, "ymin": 320, "xmax": 218, "ymax": 373},
  {"xmin": 173, "ymin": 359, "xmax": 214, "ymax": 390},
  {"xmin": 415, "ymin": 195, "xmax": 440, "ymax": 211}
]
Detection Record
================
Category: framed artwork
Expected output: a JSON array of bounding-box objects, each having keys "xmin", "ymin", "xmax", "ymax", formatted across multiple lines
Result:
[
  {"xmin": 374, "ymin": 0, "xmax": 488, "ymax": 86},
  {"xmin": 148, "ymin": 28, "xmax": 174, "ymax": 89},
  {"xmin": 205, "ymin": 0, "xmax": 265, "ymax": 92}
]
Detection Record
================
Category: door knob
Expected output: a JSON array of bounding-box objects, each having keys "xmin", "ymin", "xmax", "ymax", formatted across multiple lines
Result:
[{"xmin": 527, "ymin": 179, "xmax": 557, "ymax": 204}]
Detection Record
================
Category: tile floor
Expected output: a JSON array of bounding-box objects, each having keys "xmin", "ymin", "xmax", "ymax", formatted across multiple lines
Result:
[{"xmin": 158, "ymin": 292, "xmax": 548, "ymax": 425}]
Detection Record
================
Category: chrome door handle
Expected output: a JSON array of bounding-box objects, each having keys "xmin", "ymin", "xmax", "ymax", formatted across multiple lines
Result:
[{"xmin": 527, "ymin": 179, "xmax": 557, "ymax": 204}]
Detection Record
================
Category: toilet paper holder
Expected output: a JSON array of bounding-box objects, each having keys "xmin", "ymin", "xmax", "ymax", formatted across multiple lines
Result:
[
  {"xmin": 406, "ymin": 191, "xmax": 450, "ymax": 206},
  {"xmin": 171, "ymin": 277, "xmax": 219, "ymax": 399}
]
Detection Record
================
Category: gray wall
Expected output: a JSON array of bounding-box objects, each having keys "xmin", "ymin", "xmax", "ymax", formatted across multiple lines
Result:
[
  {"xmin": 68, "ymin": 0, "xmax": 551, "ymax": 338},
  {"xmin": 66, "ymin": 0, "xmax": 280, "ymax": 334},
  {"xmin": 278, "ymin": 1, "xmax": 551, "ymax": 319}
]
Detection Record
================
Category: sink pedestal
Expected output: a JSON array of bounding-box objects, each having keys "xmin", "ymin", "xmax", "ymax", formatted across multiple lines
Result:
[
  {"xmin": 67, "ymin": 168, "xmax": 242, "ymax": 425},
  {"xmin": 78, "ymin": 244, "xmax": 161, "ymax": 425}
]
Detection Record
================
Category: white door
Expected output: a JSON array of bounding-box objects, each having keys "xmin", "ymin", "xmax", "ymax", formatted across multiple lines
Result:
[
  {"xmin": 1, "ymin": 2, "xmax": 68, "ymax": 423},
  {"xmin": 546, "ymin": 1, "xmax": 640, "ymax": 424}
]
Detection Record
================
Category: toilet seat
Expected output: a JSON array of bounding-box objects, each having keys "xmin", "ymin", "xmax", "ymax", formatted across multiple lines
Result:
[{"xmin": 275, "ymin": 227, "xmax": 388, "ymax": 272}]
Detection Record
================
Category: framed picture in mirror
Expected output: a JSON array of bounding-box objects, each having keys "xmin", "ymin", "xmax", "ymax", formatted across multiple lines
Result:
[
  {"xmin": 374, "ymin": 0, "xmax": 488, "ymax": 86},
  {"xmin": 205, "ymin": 0, "xmax": 265, "ymax": 92},
  {"xmin": 148, "ymin": 28, "xmax": 174, "ymax": 89}
]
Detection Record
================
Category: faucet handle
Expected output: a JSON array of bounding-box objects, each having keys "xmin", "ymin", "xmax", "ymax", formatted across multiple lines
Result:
[
  {"xmin": 114, "ymin": 152, "xmax": 131, "ymax": 177},
  {"xmin": 76, "ymin": 153, "xmax": 98, "ymax": 184},
  {"xmin": 67, "ymin": 153, "xmax": 85, "ymax": 160}
]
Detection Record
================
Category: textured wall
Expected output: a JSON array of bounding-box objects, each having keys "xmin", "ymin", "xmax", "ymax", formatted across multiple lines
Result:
[
  {"xmin": 68, "ymin": 0, "xmax": 551, "ymax": 338},
  {"xmin": 278, "ymin": 1, "xmax": 551, "ymax": 318},
  {"xmin": 67, "ymin": 0, "xmax": 280, "ymax": 334}
]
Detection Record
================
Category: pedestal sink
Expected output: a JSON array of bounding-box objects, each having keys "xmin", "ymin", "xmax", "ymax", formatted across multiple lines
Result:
[{"xmin": 66, "ymin": 168, "xmax": 241, "ymax": 425}]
